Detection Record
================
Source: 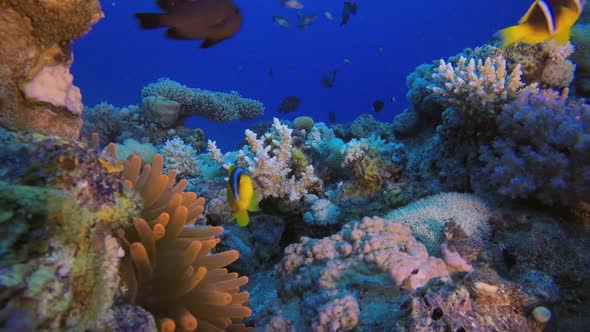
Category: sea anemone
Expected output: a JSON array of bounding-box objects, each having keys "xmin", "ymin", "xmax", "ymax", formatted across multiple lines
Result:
[{"xmin": 108, "ymin": 145, "xmax": 252, "ymax": 331}]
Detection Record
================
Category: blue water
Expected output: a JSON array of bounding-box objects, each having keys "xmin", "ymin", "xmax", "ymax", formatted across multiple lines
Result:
[{"xmin": 72, "ymin": 0, "xmax": 530, "ymax": 150}]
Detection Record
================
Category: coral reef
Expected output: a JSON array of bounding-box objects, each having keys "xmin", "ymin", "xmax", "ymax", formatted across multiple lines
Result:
[
  {"xmin": 479, "ymin": 90, "xmax": 590, "ymax": 206},
  {"xmin": 292, "ymin": 116, "xmax": 315, "ymax": 132},
  {"xmin": 429, "ymin": 54, "xmax": 538, "ymax": 138},
  {"xmin": 261, "ymin": 216, "xmax": 451, "ymax": 331},
  {"xmin": 142, "ymin": 78, "xmax": 264, "ymax": 123},
  {"xmin": 209, "ymin": 117, "xmax": 322, "ymax": 202},
  {"xmin": 340, "ymin": 135, "xmax": 406, "ymax": 195},
  {"xmin": 0, "ymin": 129, "xmax": 137, "ymax": 330},
  {"xmin": 159, "ymin": 137, "xmax": 199, "ymax": 177},
  {"xmin": 0, "ymin": 0, "xmax": 103, "ymax": 138},
  {"xmin": 142, "ymin": 95, "xmax": 182, "ymax": 129},
  {"xmin": 501, "ymin": 41, "xmax": 577, "ymax": 89},
  {"xmin": 572, "ymin": 23, "xmax": 590, "ymax": 95},
  {"xmin": 302, "ymin": 194, "xmax": 340, "ymax": 226},
  {"xmin": 114, "ymin": 138, "xmax": 158, "ymax": 165},
  {"xmin": 82, "ymin": 100, "xmax": 210, "ymax": 154},
  {"xmin": 401, "ymin": 274, "xmax": 538, "ymax": 331}
]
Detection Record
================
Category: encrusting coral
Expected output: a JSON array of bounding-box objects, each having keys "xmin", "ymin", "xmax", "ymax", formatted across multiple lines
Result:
[
  {"xmin": 0, "ymin": 130, "xmax": 136, "ymax": 330},
  {"xmin": 0, "ymin": 0, "xmax": 103, "ymax": 138},
  {"xmin": 106, "ymin": 145, "xmax": 252, "ymax": 331},
  {"xmin": 340, "ymin": 136, "xmax": 406, "ymax": 195},
  {"xmin": 263, "ymin": 216, "xmax": 451, "ymax": 331}
]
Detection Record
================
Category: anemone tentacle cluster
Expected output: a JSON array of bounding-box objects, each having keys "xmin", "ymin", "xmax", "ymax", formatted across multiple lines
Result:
[{"xmin": 108, "ymin": 145, "xmax": 252, "ymax": 332}]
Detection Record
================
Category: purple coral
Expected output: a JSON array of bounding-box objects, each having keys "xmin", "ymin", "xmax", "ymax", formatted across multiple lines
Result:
[{"xmin": 479, "ymin": 90, "xmax": 590, "ymax": 206}]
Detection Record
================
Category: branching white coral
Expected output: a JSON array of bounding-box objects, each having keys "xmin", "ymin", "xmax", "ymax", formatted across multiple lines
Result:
[
  {"xmin": 159, "ymin": 137, "xmax": 198, "ymax": 176},
  {"xmin": 209, "ymin": 118, "xmax": 321, "ymax": 201},
  {"xmin": 430, "ymin": 55, "xmax": 538, "ymax": 112},
  {"xmin": 341, "ymin": 138, "xmax": 370, "ymax": 165},
  {"xmin": 207, "ymin": 139, "xmax": 232, "ymax": 170}
]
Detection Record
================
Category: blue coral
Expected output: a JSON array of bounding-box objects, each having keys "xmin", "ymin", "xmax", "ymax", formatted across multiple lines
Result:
[{"xmin": 479, "ymin": 90, "xmax": 590, "ymax": 206}]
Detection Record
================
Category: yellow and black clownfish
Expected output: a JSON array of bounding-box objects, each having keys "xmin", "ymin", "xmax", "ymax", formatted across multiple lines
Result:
[
  {"xmin": 497, "ymin": 0, "xmax": 585, "ymax": 47},
  {"xmin": 226, "ymin": 165, "xmax": 261, "ymax": 227}
]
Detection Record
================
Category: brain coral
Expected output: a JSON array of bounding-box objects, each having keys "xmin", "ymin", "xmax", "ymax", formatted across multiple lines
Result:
[{"xmin": 384, "ymin": 192, "xmax": 493, "ymax": 255}]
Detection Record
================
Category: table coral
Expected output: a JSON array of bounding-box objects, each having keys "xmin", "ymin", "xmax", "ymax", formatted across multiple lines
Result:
[{"xmin": 142, "ymin": 78, "xmax": 264, "ymax": 124}]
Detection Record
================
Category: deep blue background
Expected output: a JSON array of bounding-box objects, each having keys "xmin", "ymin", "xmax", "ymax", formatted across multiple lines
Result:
[{"xmin": 72, "ymin": 0, "xmax": 530, "ymax": 150}]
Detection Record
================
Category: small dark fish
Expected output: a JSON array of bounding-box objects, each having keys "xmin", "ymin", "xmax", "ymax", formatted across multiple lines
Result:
[
  {"xmin": 297, "ymin": 13, "xmax": 317, "ymax": 28},
  {"xmin": 340, "ymin": 2, "xmax": 357, "ymax": 26},
  {"xmin": 273, "ymin": 15, "xmax": 291, "ymax": 28},
  {"xmin": 269, "ymin": 67, "xmax": 274, "ymax": 78},
  {"xmin": 373, "ymin": 100, "xmax": 384, "ymax": 112},
  {"xmin": 321, "ymin": 69, "xmax": 336, "ymax": 88},
  {"xmin": 278, "ymin": 96, "xmax": 301, "ymax": 113},
  {"xmin": 328, "ymin": 111, "xmax": 337, "ymax": 123},
  {"xmin": 135, "ymin": 0, "xmax": 242, "ymax": 49}
]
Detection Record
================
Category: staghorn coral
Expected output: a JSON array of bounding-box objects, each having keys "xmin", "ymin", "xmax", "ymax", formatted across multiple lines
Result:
[
  {"xmin": 111, "ymin": 149, "xmax": 252, "ymax": 331},
  {"xmin": 142, "ymin": 78, "xmax": 264, "ymax": 123}
]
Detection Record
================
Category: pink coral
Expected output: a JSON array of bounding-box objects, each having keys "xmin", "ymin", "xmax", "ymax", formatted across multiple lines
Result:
[{"xmin": 265, "ymin": 216, "xmax": 451, "ymax": 331}]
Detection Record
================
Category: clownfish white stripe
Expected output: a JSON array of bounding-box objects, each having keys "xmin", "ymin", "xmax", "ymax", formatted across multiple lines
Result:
[{"xmin": 538, "ymin": 0, "xmax": 556, "ymax": 34}]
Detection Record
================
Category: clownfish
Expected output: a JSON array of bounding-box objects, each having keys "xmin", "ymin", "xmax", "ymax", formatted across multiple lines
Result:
[
  {"xmin": 497, "ymin": 0, "xmax": 585, "ymax": 47},
  {"xmin": 226, "ymin": 165, "xmax": 261, "ymax": 226}
]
